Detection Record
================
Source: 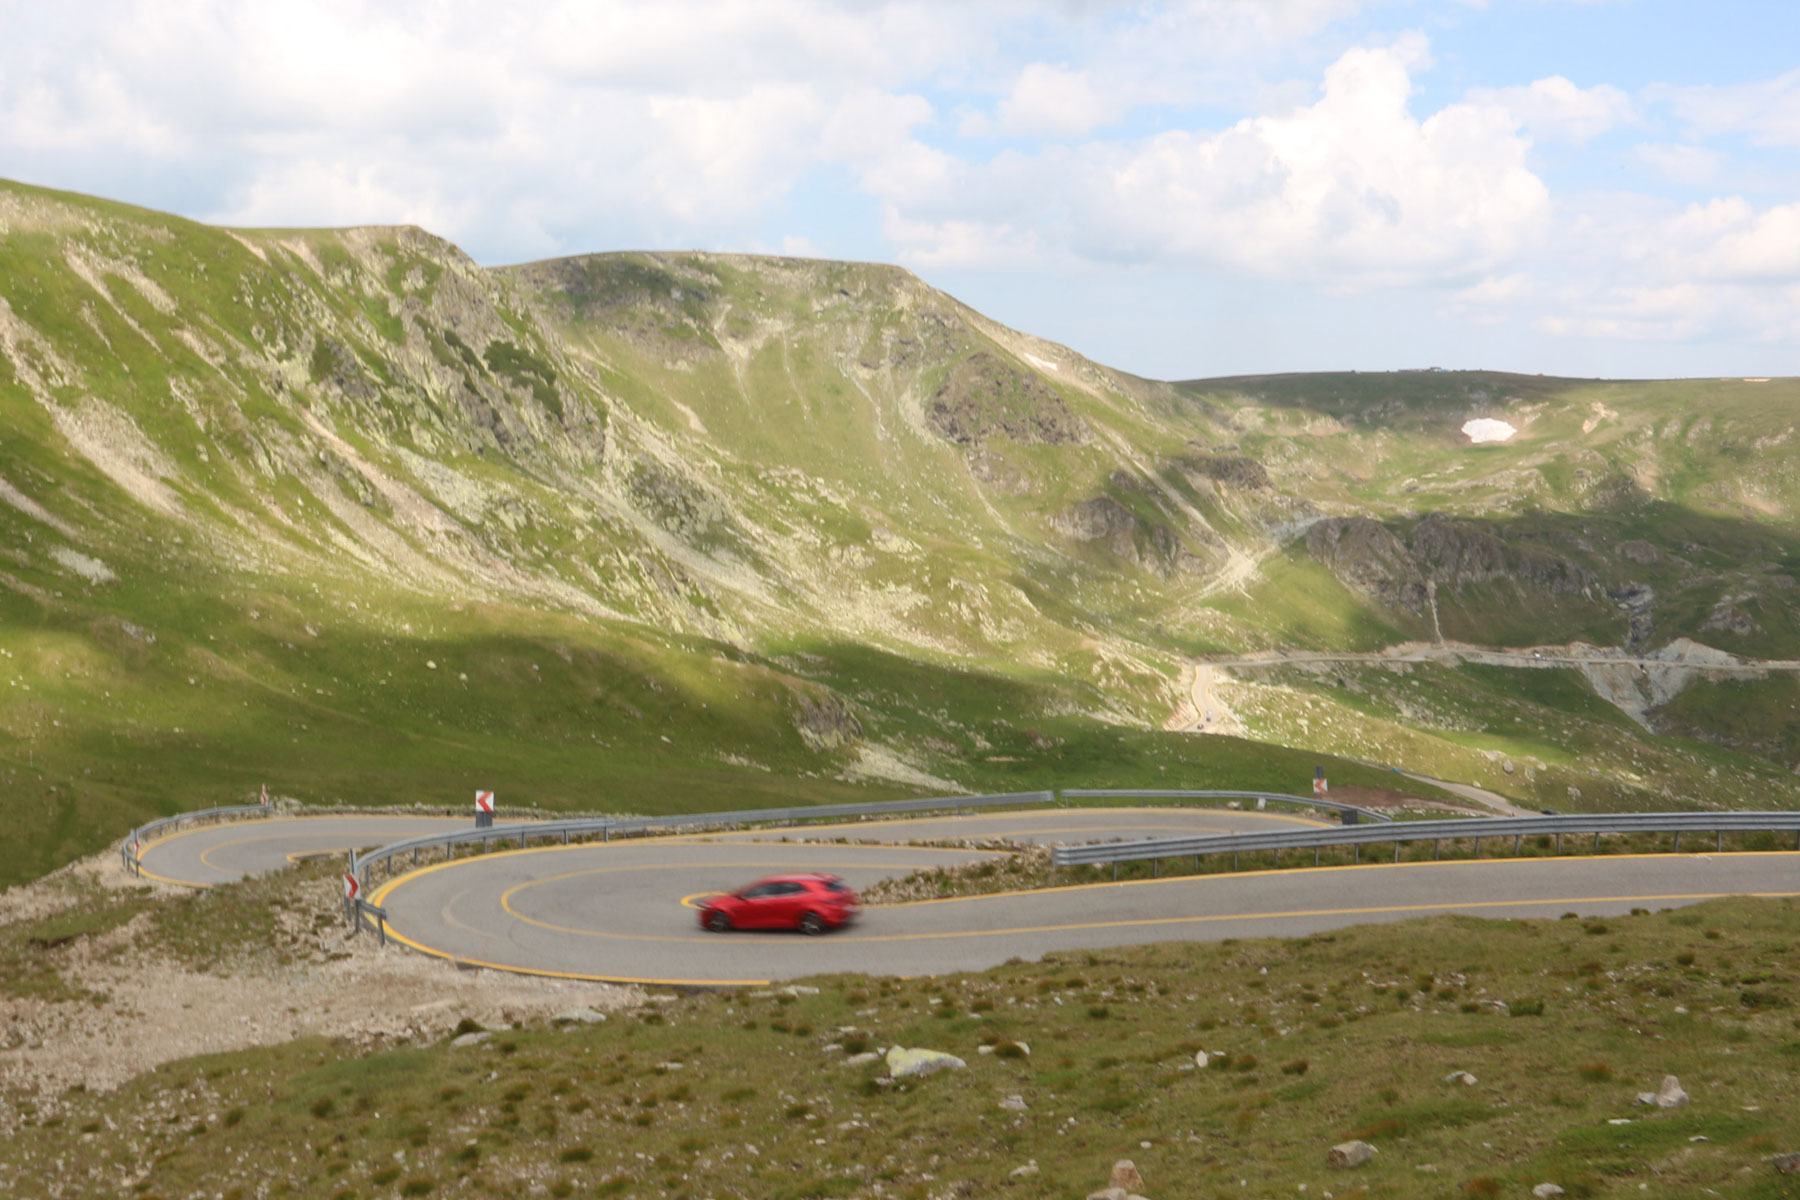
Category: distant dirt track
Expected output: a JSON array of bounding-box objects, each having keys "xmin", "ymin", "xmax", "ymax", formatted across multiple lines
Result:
[{"xmin": 141, "ymin": 809, "xmax": 1800, "ymax": 986}]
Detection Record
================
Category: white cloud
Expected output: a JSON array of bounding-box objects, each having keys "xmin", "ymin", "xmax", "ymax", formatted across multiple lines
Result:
[
  {"xmin": 890, "ymin": 39, "xmax": 1551, "ymax": 288},
  {"xmin": 1466, "ymin": 76, "xmax": 1633, "ymax": 144},
  {"xmin": 4, "ymin": 0, "xmax": 1798, "ymax": 372},
  {"xmin": 994, "ymin": 64, "xmax": 1121, "ymax": 139},
  {"xmin": 1660, "ymin": 197, "xmax": 1800, "ymax": 283},
  {"xmin": 1667, "ymin": 69, "xmax": 1800, "ymax": 149},
  {"xmin": 532, "ymin": 0, "xmax": 970, "ymax": 95},
  {"xmin": 1633, "ymin": 142, "xmax": 1721, "ymax": 185}
]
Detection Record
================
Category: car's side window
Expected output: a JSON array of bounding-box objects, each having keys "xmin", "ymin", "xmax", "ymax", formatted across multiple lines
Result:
[{"xmin": 742, "ymin": 884, "xmax": 776, "ymax": 899}]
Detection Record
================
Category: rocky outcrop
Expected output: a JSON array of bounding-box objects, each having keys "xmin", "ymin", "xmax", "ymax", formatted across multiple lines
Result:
[
  {"xmin": 1178, "ymin": 453, "xmax": 1271, "ymax": 490},
  {"xmin": 1307, "ymin": 512, "xmax": 1598, "ymax": 614},
  {"xmin": 927, "ymin": 351, "xmax": 1089, "ymax": 446},
  {"xmin": 793, "ymin": 691, "xmax": 862, "ymax": 752},
  {"xmin": 1410, "ymin": 513, "xmax": 1595, "ymax": 595},
  {"xmin": 1051, "ymin": 497, "xmax": 1209, "ymax": 577},
  {"xmin": 1305, "ymin": 516, "xmax": 1427, "ymax": 610}
]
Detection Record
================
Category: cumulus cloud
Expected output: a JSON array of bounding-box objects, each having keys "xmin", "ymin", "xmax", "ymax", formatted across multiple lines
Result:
[
  {"xmin": 1659, "ymin": 197, "xmax": 1800, "ymax": 283},
  {"xmin": 892, "ymin": 39, "xmax": 1551, "ymax": 288},
  {"xmin": 1465, "ymin": 76, "xmax": 1634, "ymax": 144},
  {"xmin": 993, "ymin": 64, "xmax": 1122, "ymax": 139},
  {"xmin": 1666, "ymin": 69, "xmax": 1800, "ymax": 148},
  {"xmin": 4, "ymin": 0, "xmax": 1798, "ymax": 368}
]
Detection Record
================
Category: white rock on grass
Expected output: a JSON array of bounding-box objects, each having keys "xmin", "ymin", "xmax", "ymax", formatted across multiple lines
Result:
[
  {"xmin": 1110, "ymin": 1159, "xmax": 1146, "ymax": 1192},
  {"xmin": 885, "ymin": 1046, "xmax": 966, "ymax": 1078},
  {"xmin": 1656, "ymin": 1075, "xmax": 1690, "ymax": 1108},
  {"xmin": 1444, "ymin": 1070, "xmax": 1477, "ymax": 1085},
  {"xmin": 554, "ymin": 1007, "xmax": 607, "ymax": 1024},
  {"xmin": 1328, "ymin": 1141, "xmax": 1377, "ymax": 1168},
  {"xmin": 450, "ymin": 1031, "xmax": 491, "ymax": 1048},
  {"xmin": 1009, "ymin": 1161, "xmax": 1039, "ymax": 1178},
  {"xmin": 999, "ymin": 1095, "xmax": 1028, "ymax": 1111},
  {"xmin": 1533, "ymin": 1185, "xmax": 1566, "ymax": 1198}
]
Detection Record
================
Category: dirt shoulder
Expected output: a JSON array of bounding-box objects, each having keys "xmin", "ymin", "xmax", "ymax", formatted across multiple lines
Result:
[{"xmin": 0, "ymin": 846, "xmax": 643, "ymax": 1111}]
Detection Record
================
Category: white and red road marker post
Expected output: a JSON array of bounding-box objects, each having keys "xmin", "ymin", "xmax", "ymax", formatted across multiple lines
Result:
[{"xmin": 475, "ymin": 789, "xmax": 495, "ymax": 829}]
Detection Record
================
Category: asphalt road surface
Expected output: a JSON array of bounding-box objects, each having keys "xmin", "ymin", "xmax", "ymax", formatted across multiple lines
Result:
[
  {"xmin": 139, "ymin": 809, "xmax": 1800, "ymax": 986},
  {"xmin": 135, "ymin": 815, "xmax": 477, "ymax": 887}
]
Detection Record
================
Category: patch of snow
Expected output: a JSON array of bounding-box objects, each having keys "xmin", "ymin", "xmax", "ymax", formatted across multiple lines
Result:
[
  {"xmin": 1462, "ymin": 418, "xmax": 1516, "ymax": 445},
  {"xmin": 1022, "ymin": 353, "xmax": 1059, "ymax": 373}
]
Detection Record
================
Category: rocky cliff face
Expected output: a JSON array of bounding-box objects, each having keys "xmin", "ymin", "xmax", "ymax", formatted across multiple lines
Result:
[{"xmin": 1305, "ymin": 511, "xmax": 1607, "ymax": 636}]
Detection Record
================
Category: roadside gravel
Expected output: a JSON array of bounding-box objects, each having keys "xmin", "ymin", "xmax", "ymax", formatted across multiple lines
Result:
[{"xmin": 0, "ymin": 847, "xmax": 642, "ymax": 1107}]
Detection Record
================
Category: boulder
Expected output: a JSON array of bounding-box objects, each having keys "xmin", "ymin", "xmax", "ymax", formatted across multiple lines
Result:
[
  {"xmin": 1657, "ymin": 1075, "xmax": 1690, "ymax": 1108},
  {"xmin": 1772, "ymin": 1152, "xmax": 1800, "ymax": 1175},
  {"xmin": 1444, "ymin": 1070, "xmax": 1477, "ymax": 1086},
  {"xmin": 1532, "ymin": 1185, "xmax": 1566, "ymax": 1198},
  {"xmin": 1328, "ymin": 1141, "xmax": 1377, "ymax": 1169},
  {"xmin": 450, "ymin": 1031, "xmax": 491, "ymax": 1048},
  {"xmin": 885, "ymin": 1046, "xmax": 967, "ymax": 1079},
  {"xmin": 1010, "ymin": 1162, "xmax": 1040, "ymax": 1178},
  {"xmin": 553, "ymin": 1007, "xmax": 607, "ymax": 1024},
  {"xmin": 999, "ymin": 1095, "xmax": 1028, "ymax": 1112},
  {"xmin": 1110, "ymin": 1160, "xmax": 1145, "ymax": 1192}
]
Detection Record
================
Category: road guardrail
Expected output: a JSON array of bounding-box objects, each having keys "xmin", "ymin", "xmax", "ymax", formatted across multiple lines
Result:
[
  {"xmin": 1050, "ymin": 811, "xmax": 1800, "ymax": 875},
  {"xmin": 1060, "ymin": 789, "xmax": 1390, "ymax": 823},
  {"xmin": 347, "ymin": 791, "xmax": 1061, "ymax": 891}
]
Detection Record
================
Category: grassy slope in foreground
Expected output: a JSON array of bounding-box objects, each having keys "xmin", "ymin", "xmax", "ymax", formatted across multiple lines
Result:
[{"xmin": 4, "ymin": 884, "xmax": 1797, "ymax": 1199}]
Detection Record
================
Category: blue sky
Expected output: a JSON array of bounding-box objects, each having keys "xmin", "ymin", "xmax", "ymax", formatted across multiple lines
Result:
[{"xmin": 3, "ymin": 0, "xmax": 1796, "ymax": 380}]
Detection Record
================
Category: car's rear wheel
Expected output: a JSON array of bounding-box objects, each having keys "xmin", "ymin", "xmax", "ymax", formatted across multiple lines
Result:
[
  {"xmin": 797, "ymin": 911, "xmax": 825, "ymax": 936},
  {"xmin": 705, "ymin": 910, "xmax": 732, "ymax": 933}
]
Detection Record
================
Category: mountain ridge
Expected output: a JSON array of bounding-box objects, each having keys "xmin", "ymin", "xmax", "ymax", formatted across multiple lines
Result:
[{"xmin": 5, "ymin": 177, "xmax": 1800, "ymax": 886}]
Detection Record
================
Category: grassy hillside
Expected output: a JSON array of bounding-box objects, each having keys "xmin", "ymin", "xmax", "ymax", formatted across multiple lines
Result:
[{"xmin": 7, "ymin": 179, "xmax": 1800, "ymax": 888}]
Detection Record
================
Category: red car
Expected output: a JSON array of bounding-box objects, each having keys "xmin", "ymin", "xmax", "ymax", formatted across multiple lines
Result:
[{"xmin": 697, "ymin": 873, "xmax": 860, "ymax": 935}]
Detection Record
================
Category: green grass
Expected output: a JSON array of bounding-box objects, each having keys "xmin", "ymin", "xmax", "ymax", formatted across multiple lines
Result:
[{"xmin": 8, "ymin": 895, "xmax": 1799, "ymax": 1198}]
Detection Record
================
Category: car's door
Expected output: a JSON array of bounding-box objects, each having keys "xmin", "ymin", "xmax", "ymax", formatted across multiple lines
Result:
[
  {"xmin": 734, "ymin": 883, "xmax": 781, "ymax": 929},
  {"xmin": 766, "ymin": 881, "xmax": 808, "ymax": 926}
]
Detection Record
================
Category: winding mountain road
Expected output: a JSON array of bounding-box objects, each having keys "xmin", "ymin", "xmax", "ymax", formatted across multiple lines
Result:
[{"xmin": 136, "ymin": 808, "xmax": 1800, "ymax": 986}]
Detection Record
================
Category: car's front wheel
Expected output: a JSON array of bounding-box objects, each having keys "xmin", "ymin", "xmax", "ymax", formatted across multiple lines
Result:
[
  {"xmin": 797, "ymin": 911, "xmax": 825, "ymax": 936},
  {"xmin": 705, "ymin": 909, "xmax": 732, "ymax": 933}
]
